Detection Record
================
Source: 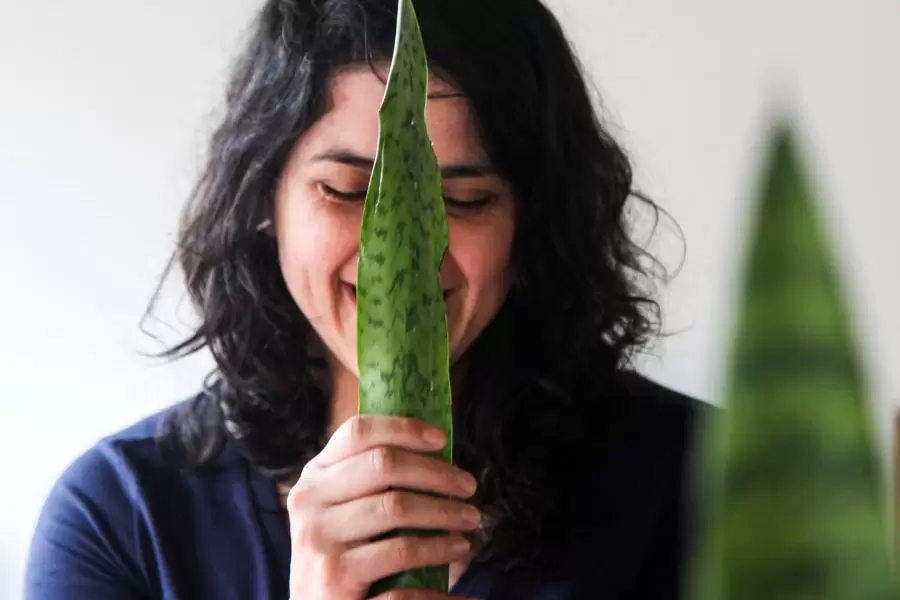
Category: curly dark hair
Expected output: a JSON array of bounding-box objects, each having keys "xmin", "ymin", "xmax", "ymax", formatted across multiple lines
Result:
[{"xmin": 145, "ymin": 0, "xmax": 679, "ymax": 572}]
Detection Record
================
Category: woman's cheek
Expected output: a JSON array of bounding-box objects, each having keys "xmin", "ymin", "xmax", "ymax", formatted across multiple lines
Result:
[{"xmin": 450, "ymin": 218, "xmax": 514, "ymax": 286}]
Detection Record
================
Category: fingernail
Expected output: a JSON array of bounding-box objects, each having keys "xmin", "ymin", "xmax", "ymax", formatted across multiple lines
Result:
[
  {"xmin": 458, "ymin": 472, "xmax": 477, "ymax": 494},
  {"xmin": 463, "ymin": 506, "xmax": 482, "ymax": 526},
  {"xmin": 451, "ymin": 536, "xmax": 471, "ymax": 553},
  {"xmin": 423, "ymin": 427, "xmax": 446, "ymax": 447}
]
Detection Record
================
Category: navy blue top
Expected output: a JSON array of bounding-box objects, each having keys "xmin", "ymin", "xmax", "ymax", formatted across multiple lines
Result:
[{"xmin": 24, "ymin": 375, "xmax": 709, "ymax": 600}]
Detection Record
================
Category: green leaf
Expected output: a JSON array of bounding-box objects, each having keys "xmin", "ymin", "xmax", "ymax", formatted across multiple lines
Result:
[
  {"xmin": 356, "ymin": 0, "xmax": 453, "ymax": 595},
  {"xmin": 689, "ymin": 120, "xmax": 896, "ymax": 600}
]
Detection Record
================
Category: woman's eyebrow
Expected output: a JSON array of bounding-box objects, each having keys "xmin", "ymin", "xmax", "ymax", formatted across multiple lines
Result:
[{"xmin": 310, "ymin": 149, "xmax": 495, "ymax": 178}]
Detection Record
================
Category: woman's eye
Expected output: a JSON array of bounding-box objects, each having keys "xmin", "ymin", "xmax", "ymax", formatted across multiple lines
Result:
[
  {"xmin": 320, "ymin": 182, "xmax": 494, "ymax": 211},
  {"xmin": 444, "ymin": 194, "xmax": 495, "ymax": 210},
  {"xmin": 320, "ymin": 184, "xmax": 367, "ymax": 202}
]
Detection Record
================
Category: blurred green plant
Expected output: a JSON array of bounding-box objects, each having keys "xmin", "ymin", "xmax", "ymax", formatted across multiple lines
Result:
[{"xmin": 689, "ymin": 119, "xmax": 896, "ymax": 599}]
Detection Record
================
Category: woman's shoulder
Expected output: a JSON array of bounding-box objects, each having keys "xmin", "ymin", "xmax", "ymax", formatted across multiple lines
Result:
[
  {"xmin": 502, "ymin": 371, "xmax": 715, "ymax": 597},
  {"xmin": 581, "ymin": 370, "xmax": 716, "ymax": 511},
  {"xmin": 25, "ymin": 395, "xmax": 276, "ymax": 599},
  {"xmin": 612, "ymin": 370, "xmax": 718, "ymax": 447},
  {"xmin": 573, "ymin": 371, "xmax": 716, "ymax": 596},
  {"xmin": 571, "ymin": 369, "xmax": 717, "ymax": 476},
  {"xmin": 40, "ymin": 399, "xmax": 193, "ymax": 508},
  {"xmin": 48, "ymin": 395, "xmax": 237, "ymax": 488},
  {"xmin": 32, "ymin": 393, "xmax": 258, "ymax": 534}
]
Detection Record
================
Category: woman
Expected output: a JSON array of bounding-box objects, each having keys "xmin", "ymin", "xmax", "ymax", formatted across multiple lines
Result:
[{"xmin": 25, "ymin": 0, "xmax": 710, "ymax": 598}]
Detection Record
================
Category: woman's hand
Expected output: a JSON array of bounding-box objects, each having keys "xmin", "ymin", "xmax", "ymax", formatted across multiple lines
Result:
[{"xmin": 286, "ymin": 415, "xmax": 481, "ymax": 600}]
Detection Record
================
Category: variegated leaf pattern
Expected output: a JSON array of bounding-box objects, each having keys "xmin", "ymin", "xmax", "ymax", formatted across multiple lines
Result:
[{"xmin": 356, "ymin": 0, "xmax": 453, "ymax": 594}]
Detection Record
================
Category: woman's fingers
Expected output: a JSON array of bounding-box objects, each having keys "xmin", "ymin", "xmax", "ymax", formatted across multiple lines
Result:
[
  {"xmin": 314, "ymin": 445, "xmax": 478, "ymax": 506},
  {"xmin": 286, "ymin": 414, "xmax": 482, "ymax": 599},
  {"xmin": 341, "ymin": 533, "xmax": 472, "ymax": 587},
  {"xmin": 323, "ymin": 490, "xmax": 482, "ymax": 543},
  {"xmin": 311, "ymin": 415, "xmax": 448, "ymax": 469}
]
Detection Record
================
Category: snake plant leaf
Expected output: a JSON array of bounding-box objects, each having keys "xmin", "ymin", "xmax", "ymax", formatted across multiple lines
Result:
[
  {"xmin": 690, "ymin": 120, "xmax": 896, "ymax": 600},
  {"xmin": 356, "ymin": 0, "xmax": 452, "ymax": 594}
]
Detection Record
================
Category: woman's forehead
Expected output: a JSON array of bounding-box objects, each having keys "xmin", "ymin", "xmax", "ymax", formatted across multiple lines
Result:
[{"xmin": 298, "ymin": 68, "xmax": 490, "ymax": 166}]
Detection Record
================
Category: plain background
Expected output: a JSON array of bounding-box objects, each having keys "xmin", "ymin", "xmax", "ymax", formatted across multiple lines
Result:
[{"xmin": 1, "ymin": 0, "xmax": 898, "ymax": 598}]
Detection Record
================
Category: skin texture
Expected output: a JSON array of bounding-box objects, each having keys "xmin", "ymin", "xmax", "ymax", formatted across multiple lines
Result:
[{"xmin": 271, "ymin": 47, "xmax": 515, "ymax": 600}]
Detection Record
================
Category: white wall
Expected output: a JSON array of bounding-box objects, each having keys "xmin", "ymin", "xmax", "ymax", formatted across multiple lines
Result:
[{"xmin": 1, "ymin": 0, "xmax": 898, "ymax": 598}]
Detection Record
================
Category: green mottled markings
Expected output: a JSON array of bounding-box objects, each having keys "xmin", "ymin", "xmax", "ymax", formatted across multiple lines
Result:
[
  {"xmin": 689, "ymin": 123, "xmax": 897, "ymax": 600},
  {"xmin": 356, "ymin": 0, "xmax": 452, "ymax": 595}
]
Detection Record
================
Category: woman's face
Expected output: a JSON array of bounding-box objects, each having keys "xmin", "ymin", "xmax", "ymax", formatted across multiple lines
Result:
[{"xmin": 273, "ymin": 66, "xmax": 516, "ymax": 378}]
